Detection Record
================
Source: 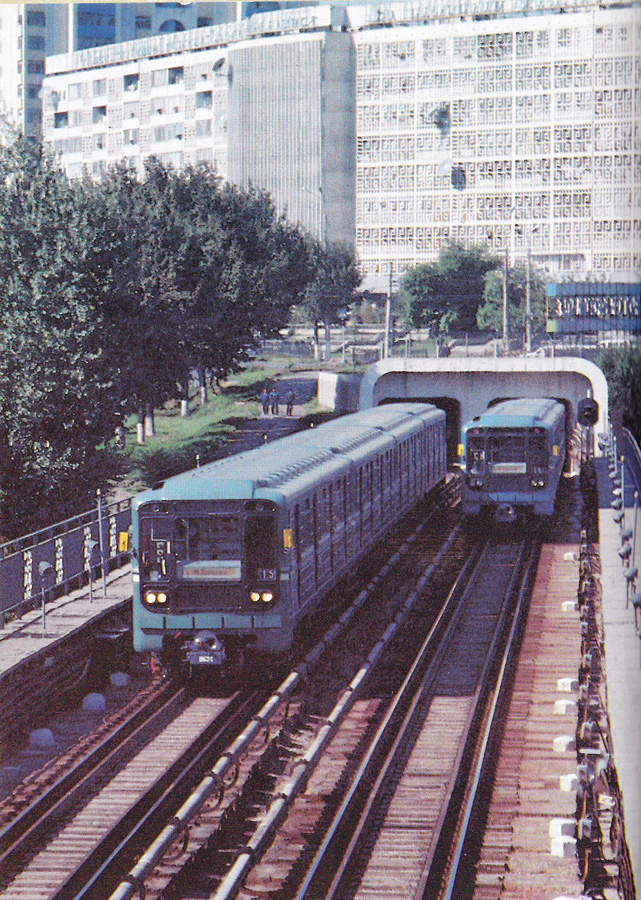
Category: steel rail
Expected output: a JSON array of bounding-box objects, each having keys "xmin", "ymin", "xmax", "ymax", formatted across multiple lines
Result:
[
  {"xmin": 0, "ymin": 681, "xmax": 184, "ymax": 873},
  {"xmin": 440, "ymin": 536, "xmax": 540, "ymax": 900},
  {"xmin": 295, "ymin": 538, "xmax": 529, "ymax": 900},
  {"xmin": 293, "ymin": 541, "xmax": 487, "ymax": 900}
]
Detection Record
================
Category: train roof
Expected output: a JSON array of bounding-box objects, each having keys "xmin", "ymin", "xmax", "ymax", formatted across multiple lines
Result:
[
  {"xmin": 463, "ymin": 398, "xmax": 565, "ymax": 432},
  {"xmin": 133, "ymin": 403, "xmax": 444, "ymax": 507}
]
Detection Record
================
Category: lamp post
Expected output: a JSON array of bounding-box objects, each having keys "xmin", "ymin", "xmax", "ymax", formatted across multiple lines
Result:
[
  {"xmin": 38, "ymin": 561, "xmax": 54, "ymax": 631},
  {"xmin": 524, "ymin": 225, "xmax": 540, "ymax": 354},
  {"xmin": 384, "ymin": 263, "xmax": 394, "ymax": 358}
]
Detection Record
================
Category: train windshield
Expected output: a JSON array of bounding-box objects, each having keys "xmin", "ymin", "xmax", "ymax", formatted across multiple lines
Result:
[
  {"xmin": 487, "ymin": 432, "xmax": 527, "ymax": 475},
  {"xmin": 175, "ymin": 516, "xmax": 242, "ymax": 582},
  {"xmin": 529, "ymin": 432, "xmax": 548, "ymax": 469}
]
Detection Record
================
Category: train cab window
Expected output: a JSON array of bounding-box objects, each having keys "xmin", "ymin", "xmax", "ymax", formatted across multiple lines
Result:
[
  {"xmin": 175, "ymin": 516, "xmax": 240, "ymax": 562},
  {"xmin": 467, "ymin": 436, "xmax": 485, "ymax": 474},
  {"xmin": 244, "ymin": 516, "xmax": 277, "ymax": 581},
  {"xmin": 488, "ymin": 433, "xmax": 527, "ymax": 474},
  {"xmin": 529, "ymin": 432, "xmax": 548, "ymax": 469}
]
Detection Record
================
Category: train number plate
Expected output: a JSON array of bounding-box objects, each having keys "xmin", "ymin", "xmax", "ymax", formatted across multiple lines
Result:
[{"xmin": 188, "ymin": 651, "xmax": 224, "ymax": 666}]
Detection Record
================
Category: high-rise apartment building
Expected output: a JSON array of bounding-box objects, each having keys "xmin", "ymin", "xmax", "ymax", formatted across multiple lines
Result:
[
  {"xmin": 42, "ymin": 5, "xmax": 355, "ymax": 246},
  {"xmin": 40, "ymin": 1, "xmax": 641, "ymax": 290},
  {"xmin": 0, "ymin": 3, "xmax": 241, "ymax": 138}
]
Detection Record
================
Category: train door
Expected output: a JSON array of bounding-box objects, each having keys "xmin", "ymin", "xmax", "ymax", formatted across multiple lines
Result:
[
  {"xmin": 316, "ymin": 487, "xmax": 332, "ymax": 583},
  {"xmin": 293, "ymin": 504, "xmax": 302, "ymax": 609}
]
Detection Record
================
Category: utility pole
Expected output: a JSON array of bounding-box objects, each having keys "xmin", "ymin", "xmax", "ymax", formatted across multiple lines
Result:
[
  {"xmin": 525, "ymin": 241, "xmax": 531, "ymax": 354},
  {"xmin": 384, "ymin": 263, "xmax": 393, "ymax": 358},
  {"xmin": 502, "ymin": 241, "xmax": 509, "ymax": 355}
]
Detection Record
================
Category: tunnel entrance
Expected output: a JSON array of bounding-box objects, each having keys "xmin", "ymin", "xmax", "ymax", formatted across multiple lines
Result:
[{"xmin": 380, "ymin": 396, "xmax": 461, "ymax": 465}]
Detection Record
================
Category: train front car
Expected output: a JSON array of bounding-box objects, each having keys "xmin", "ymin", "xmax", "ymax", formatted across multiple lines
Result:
[
  {"xmin": 459, "ymin": 398, "xmax": 566, "ymax": 524},
  {"xmin": 131, "ymin": 478, "xmax": 293, "ymax": 678},
  {"xmin": 131, "ymin": 402, "xmax": 448, "ymax": 679}
]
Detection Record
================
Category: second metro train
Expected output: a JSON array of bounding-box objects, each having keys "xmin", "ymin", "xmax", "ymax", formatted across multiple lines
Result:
[
  {"xmin": 459, "ymin": 397, "xmax": 567, "ymax": 523},
  {"xmin": 131, "ymin": 403, "xmax": 447, "ymax": 675}
]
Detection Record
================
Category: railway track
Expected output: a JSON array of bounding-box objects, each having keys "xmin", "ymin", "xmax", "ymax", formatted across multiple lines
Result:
[
  {"xmin": 239, "ymin": 536, "xmax": 539, "ymax": 900},
  {"xmin": 0, "ymin": 685, "xmax": 259, "ymax": 900},
  {"xmin": 0, "ymin": 498, "xmax": 462, "ymax": 900},
  {"xmin": 102, "ymin": 529, "xmax": 536, "ymax": 900},
  {"xmin": 130, "ymin": 535, "xmax": 534, "ymax": 900}
]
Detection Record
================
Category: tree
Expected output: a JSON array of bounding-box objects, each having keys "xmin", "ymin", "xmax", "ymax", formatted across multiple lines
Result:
[
  {"xmin": 477, "ymin": 259, "xmax": 547, "ymax": 345},
  {"xmin": 401, "ymin": 241, "xmax": 498, "ymax": 335},
  {"xmin": 0, "ymin": 138, "xmax": 121, "ymax": 530},
  {"xmin": 303, "ymin": 240, "xmax": 362, "ymax": 359},
  {"xmin": 598, "ymin": 342, "xmax": 641, "ymax": 445}
]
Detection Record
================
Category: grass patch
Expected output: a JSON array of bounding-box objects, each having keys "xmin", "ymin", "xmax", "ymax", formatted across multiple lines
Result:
[{"xmin": 113, "ymin": 363, "xmax": 323, "ymax": 494}]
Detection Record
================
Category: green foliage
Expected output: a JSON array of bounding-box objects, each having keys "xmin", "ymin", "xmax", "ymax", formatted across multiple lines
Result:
[
  {"xmin": 303, "ymin": 240, "xmax": 362, "ymax": 327},
  {"xmin": 0, "ymin": 143, "xmax": 326, "ymax": 535},
  {"xmin": 0, "ymin": 139, "xmax": 120, "ymax": 530},
  {"xmin": 476, "ymin": 260, "xmax": 546, "ymax": 341},
  {"xmin": 400, "ymin": 241, "xmax": 499, "ymax": 334},
  {"xmin": 597, "ymin": 342, "xmax": 641, "ymax": 444}
]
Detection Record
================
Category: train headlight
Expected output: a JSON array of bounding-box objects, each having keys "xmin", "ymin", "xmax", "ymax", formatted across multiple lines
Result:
[
  {"xmin": 145, "ymin": 590, "xmax": 169, "ymax": 607},
  {"xmin": 530, "ymin": 478, "xmax": 546, "ymax": 489},
  {"xmin": 468, "ymin": 477, "xmax": 484, "ymax": 489},
  {"xmin": 250, "ymin": 591, "xmax": 261, "ymax": 603},
  {"xmin": 261, "ymin": 592, "xmax": 274, "ymax": 604}
]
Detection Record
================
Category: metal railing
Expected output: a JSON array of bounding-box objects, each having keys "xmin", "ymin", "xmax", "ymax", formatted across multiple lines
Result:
[{"xmin": 0, "ymin": 496, "xmax": 131, "ymax": 627}]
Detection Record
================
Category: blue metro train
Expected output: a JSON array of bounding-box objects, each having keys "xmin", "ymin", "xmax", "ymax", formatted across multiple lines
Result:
[
  {"xmin": 459, "ymin": 398, "xmax": 567, "ymax": 523},
  {"xmin": 131, "ymin": 403, "xmax": 447, "ymax": 675}
]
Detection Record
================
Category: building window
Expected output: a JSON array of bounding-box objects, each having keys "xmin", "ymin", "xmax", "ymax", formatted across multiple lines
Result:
[
  {"xmin": 124, "ymin": 73, "xmax": 139, "ymax": 92},
  {"xmin": 93, "ymin": 79, "xmax": 107, "ymax": 97},
  {"xmin": 26, "ymin": 10, "xmax": 46, "ymax": 26},
  {"xmin": 27, "ymin": 35, "xmax": 45, "ymax": 50},
  {"xmin": 27, "ymin": 60, "xmax": 44, "ymax": 74},
  {"xmin": 197, "ymin": 17, "xmax": 213, "ymax": 27},
  {"xmin": 92, "ymin": 106, "xmax": 107, "ymax": 124},
  {"xmin": 123, "ymin": 128, "xmax": 139, "ymax": 145},
  {"xmin": 135, "ymin": 15, "xmax": 151, "ymax": 29},
  {"xmin": 54, "ymin": 111, "xmax": 68, "ymax": 129},
  {"xmin": 195, "ymin": 90, "xmax": 212, "ymax": 109},
  {"xmin": 168, "ymin": 66, "xmax": 184, "ymax": 85}
]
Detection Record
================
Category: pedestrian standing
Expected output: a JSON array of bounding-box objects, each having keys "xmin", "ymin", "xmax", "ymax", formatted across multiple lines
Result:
[
  {"xmin": 269, "ymin": 388, "xmax": 279, "ymax": 415},
  {"xmin": 285, "ymin": 389, "xmax": 295, "ymax": 416},
  {"xmin": 260, "ymin": 388, "xmax": 269, "ymax": 415}
]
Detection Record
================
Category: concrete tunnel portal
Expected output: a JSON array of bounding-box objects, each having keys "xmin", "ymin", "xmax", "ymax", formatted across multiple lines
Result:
[{"xmin": 359, "ymin": 357, "xmax": 609, "ymax": 460}]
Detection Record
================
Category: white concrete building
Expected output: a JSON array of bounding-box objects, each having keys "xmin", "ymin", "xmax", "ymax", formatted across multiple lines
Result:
[
  {"xmin": 0, "ymin": 3, "xmax": 239, "ymax": 139},
  {"xmin": 43, "ymin": 5, "xmax": 355, "ymax": 246},
  {"xmin": 41, "ymin": 1, "xmax": 641, "ymax": 290}
]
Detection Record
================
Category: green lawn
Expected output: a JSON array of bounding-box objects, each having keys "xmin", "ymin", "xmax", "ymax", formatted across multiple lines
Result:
[{"xmin": 115, "ymin": 360, "xmax": 320, "ymax": 494}]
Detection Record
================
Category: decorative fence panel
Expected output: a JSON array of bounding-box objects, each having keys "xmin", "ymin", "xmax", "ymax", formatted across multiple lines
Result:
[{"xmin": 0, "ymin": 498, "xmax": 131, "ymax": 625}]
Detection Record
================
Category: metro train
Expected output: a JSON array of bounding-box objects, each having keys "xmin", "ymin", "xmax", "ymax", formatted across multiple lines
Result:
[
  {"xmin": 459, "ymin": 398, "xmax": 567, "ymax": 523},
  {"xmin": 131, "ymin": 403, "xmax": 447, "ymax": 676}
]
